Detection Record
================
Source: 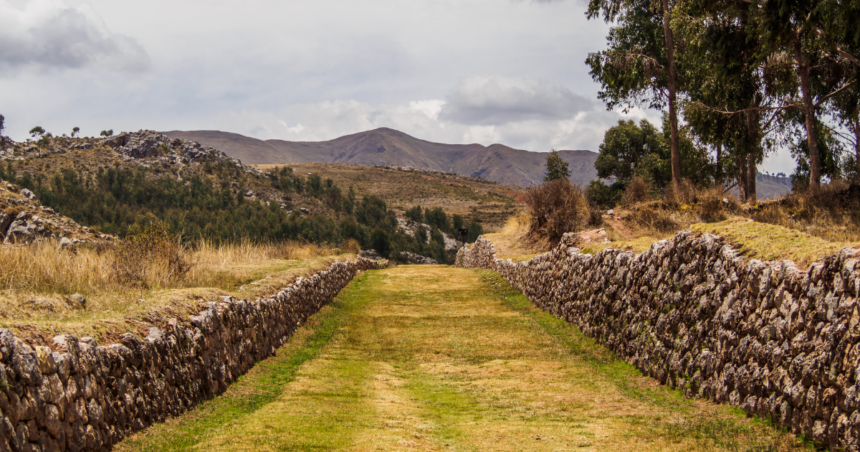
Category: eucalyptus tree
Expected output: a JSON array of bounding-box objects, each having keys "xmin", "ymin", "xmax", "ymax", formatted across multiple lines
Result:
[
  {"xmin": 678, "ymin": 0, "xmax": 780, "ymax": 202},
  {"xmin": 755, "ymin": 0, "xmax": 859, "ymax": 189},
  {"xmin": 585, "ymin": 0, "xmax": 684, "ymax": 192}
]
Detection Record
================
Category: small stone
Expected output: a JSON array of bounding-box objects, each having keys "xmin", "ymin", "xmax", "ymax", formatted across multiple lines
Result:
[{"xmin": 66, "ymin": 294, "xmax": 86, "ymax": 310}]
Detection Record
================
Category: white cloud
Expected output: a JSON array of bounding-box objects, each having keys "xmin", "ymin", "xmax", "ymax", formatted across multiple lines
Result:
[
  {"xmin": 439, "ymin": 75, "xmax": 594, "ymax": 125},
  {"xmin": 0, "ymin": 0, "xmax": 150, "ymax": 74}
]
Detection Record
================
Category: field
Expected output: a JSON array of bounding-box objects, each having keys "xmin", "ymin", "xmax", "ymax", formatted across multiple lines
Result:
[
  {"xmin": 117, "ymin": 266, "xmax": 810, "ymax": 451},
  {"xmin": 256, "ymin": 163, "xmax": 526, "ymax": 230}
]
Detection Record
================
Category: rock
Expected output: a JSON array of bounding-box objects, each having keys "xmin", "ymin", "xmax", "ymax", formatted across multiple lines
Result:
[
  {"xmin": 19, "ymin": 189, "xmax": 35, "ymax": 200},
  {"xmin": 300, "ymin": 207, "xmax": 309, "ymax": 214},
  {"xmin": 0, "ymin": 211, "xmax": 12, "ymax": 238},
  {"xmin": 58, "ymin": 237, "xmax": 76, "ymax": 252},
  {"xmin": 66, "ymin": 294, "xmax": 86, "ymax": 310},
  {"xmin": 393, "ymin": 251, "xmax": 438, "ymax": 265},
  {"xmin": 457, "ymin": 230, "xmax": 860, "ymax": 452}
]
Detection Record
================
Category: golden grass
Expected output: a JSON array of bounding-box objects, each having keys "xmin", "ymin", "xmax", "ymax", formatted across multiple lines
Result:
[
  {"xmin": 491, "ymin": 210, "xmax": 856, "ymax": 268},
  {"xmin": 691, "ymin": 218, "xmax": 857, "ymax": 267},
  {"xmin": 0, "ymin": 239, "xmax": 356, "ymax": 341},
  {"xmin": 482, "ymin": 211, "xmax": 550, "ymax": 261}
]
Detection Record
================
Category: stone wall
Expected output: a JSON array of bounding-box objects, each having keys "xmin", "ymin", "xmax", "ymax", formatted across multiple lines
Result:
[
  {"xmin": 0, "ymin": 258, "xmax": 384, "ymax": 452},
  {"xmin": 458, "ymin": 232, "xmax": 860, "ymax": 451}
]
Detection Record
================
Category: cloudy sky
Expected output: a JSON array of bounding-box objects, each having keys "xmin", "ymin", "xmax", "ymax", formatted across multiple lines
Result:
[{"xmin": 0, "ymin": 0, "xmax": 794, "ymax": 172}]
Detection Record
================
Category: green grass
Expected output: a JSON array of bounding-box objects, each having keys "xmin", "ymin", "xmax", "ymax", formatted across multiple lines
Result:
[
  {"xmin": 114, "ymin": 272, "xmax": 376, "ymax": 451},
  {"xmin": 117, "ymin": 266, "xmax": 817, "ymax": 451}
]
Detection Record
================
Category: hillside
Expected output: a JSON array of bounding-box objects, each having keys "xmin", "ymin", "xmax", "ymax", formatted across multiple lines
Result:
[
  {"xmin": 257, "ymin": 162, "xmax": 525, "ymax": 230},
  {"xmin": 164, "ymin": 128, "xmax": 599, "ymax": 187}
]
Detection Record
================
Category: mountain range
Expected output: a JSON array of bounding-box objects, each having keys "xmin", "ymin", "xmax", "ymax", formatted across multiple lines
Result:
[{"xmin": 163, "ymin": 128, "xmax": 598, "ymax": 187}]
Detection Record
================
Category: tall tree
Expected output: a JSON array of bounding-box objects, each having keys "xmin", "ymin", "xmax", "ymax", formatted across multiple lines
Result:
[
  {"xmin": 586, "ymin": 0, "xmax": 683, "ymax": 192},
  {"xmin": 757, "ymin": 0, "xmax": 859, "ymax": 189},
  {"xmin": 679, "ymin": 0, "xmax": 776, "ymax": 203}
]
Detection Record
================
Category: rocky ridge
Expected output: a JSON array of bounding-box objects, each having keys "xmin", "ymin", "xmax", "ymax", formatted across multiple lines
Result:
[
  {"xmin": 459, "ymin": 232, "xmax": 860, "ymax": 451},
  {"xmin": 0, "ymin": 179, "xmax": 113, "ymax": 245},
  {"xmin": 108, "ymin": 130, "xmax": 262, "ymax": 176}
]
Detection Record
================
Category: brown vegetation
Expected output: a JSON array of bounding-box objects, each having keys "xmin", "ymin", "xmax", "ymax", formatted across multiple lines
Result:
[
  {"xmin": 0, "ymin": 235, "xmax": 354, "ymax": 341},
  {"xmin": 525, "ymin": 179, "xmax": 596, "ymax": 246}
]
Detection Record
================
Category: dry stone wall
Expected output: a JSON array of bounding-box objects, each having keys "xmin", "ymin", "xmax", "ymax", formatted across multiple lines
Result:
[
  {"xmin": 0, "ymin": 258, "xmax": 384, "ymax": 452},
  {"xmin": 458, "ymin": 232, "xmax": 860, "ymax": 451}
]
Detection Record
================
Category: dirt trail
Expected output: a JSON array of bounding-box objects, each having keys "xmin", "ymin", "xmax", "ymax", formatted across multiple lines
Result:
[{"xmin": 118, "ymin": 266, "xmax": 806, "ymax": 452}]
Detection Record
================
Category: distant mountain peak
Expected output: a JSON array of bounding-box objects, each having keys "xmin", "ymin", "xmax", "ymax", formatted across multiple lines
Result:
[{"xmin": 164, "ymin": 128, "xmax": 598, "ymax": 187}]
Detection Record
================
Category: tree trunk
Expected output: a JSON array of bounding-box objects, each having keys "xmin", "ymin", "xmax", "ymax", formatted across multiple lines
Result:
[
  {"xmin": 793, "ymin": 33, "xmax": 822, "ymax": 189},
  {"xmin": 738, "ymin": 154, "xmax": 749, "ymax": 202},
  {"xmin": 715, "ymin": 143, "xmax": 723, "ymax": 188},
  {"xmin": 662, "ymin": 0, "xmax": 682, "ymax": 193},
  {"xmin": 745, "ymin": 105, "xmax": 760, "ymax": 204},
  {"xmin": 747, "ymin": 153, "xmax": 757, "ymax": 204},
  {"xmin": 853, "ymin": 113, "xmax": 860, "ymax": 178}
]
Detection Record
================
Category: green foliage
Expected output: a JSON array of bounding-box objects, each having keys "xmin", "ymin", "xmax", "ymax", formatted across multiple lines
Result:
[
  {"xmin": 424, "ymin": 207, "xmax": 449, "ymax": 231},
  {"xmin": 71, "ymin": 126, "xmax": 80, "ymax": 137},
  {"xmin": 405, "ymin": 205, "xmax": 423, "ymax": 223},
  {"xmin": 0, "ymin": 114, "xmax": 4, "ymax": 136},
  {"xmin": 595, "ymin": 117, "xmax": 710, "ymax": 202},
  {"xmin": 100, "ymin": 129, "xmax": 113, "ymax": 137},
  {"xmin": 790, "ymin": 121, "xmax": 846, "ymax": 186},
  {"xmin": 29, "ymin": 126, "xmax": 45, "ymax": 138},
  {"xmin": 6, "ymin": 162, "xmax": 456, "ymax": 263},
  {"xmin": 370, "ymin": 228, "xmax": 391, "ymax": 258},
  {"xmin": 586, "ymin": 180, "xmax": 623, "ymax": 210},
  {"xmin": 544, "ymin": 149, "xmax": 571, "ymax": 182}
]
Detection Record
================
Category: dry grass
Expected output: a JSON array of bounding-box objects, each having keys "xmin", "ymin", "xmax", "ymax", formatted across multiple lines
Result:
[
  {"xmin": 482, "ymin": 211, "xmax": 549, "ymax": 261},
  {"xmin": 0, "ymin": 239, "xmax": 355, "ymax": 341},
  {"xmin": 691, "ymin": 218, "xmax": 857, "ymax": 267}
]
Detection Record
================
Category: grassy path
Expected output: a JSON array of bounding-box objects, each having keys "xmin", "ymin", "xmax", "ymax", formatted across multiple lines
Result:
[{"xmin": 117, "ymin": 266, "xmax": 811, "ymax": 451}]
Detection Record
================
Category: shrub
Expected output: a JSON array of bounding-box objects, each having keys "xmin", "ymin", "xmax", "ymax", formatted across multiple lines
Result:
[
  {"xmin": 525, "ymin": 179, "xmax": 590, "ymax": 246},
  {"xmin": 112, "ymin": 219, "xmax": 191, "ymax": 288},
  {"xmin": 620, "ymin": 177, "xmax": 653, "ymax": 206},
  {"xmin": 585, "ymin": 180, "xmax": 622, "ymax": 209}
]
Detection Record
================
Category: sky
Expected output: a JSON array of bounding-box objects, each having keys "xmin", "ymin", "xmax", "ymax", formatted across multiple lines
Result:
[{"xmin": 0, "ymin": 0, "xmax": 796, "ymax": 173}]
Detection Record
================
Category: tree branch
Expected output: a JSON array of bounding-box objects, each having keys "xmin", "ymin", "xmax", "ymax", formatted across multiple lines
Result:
[
  {"xmin": 815, "ymin": 29, "xmax": 860, "ymax": 68},
  {"xmin": 687, "ymin": 101, "xmax": 802, "ymax": 118},
  {"xmin": 814, "ymin": 80, "xmax": 855, "ymax": 107}
]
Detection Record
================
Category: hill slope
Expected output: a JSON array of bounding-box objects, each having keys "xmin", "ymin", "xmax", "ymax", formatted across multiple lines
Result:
[
  {"xmin": 258, "ymin": 163, "xmax": 525, "ymax": 229},
  {"xmin": 164, "ymin": 128, "xmax": 599, "ymax": 187}
]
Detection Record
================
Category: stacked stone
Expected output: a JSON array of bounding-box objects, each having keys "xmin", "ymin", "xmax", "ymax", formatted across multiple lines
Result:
[
  {"xmin": 0, "ymin": 258, "xmax": 384, "ymax": 451},
  {"xmin": 458, "ymin": 232, "xmax": 860, "ymax": 451}
]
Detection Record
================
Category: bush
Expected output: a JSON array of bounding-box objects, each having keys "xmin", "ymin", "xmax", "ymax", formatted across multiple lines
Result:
[
  {"xmin": 620, "ymin": 177, "xmax": 653, "ymax": 206},
  {"xmin": 525, "ymin": 179, "xmax": 590, "ymax": 246},
  {"xmin": 112, "ymin": 219, "xmax": 191, "ymax": 288},
  {"xmin": 585, "ymin": 180, "xmax": 622, "ymax": 210}
]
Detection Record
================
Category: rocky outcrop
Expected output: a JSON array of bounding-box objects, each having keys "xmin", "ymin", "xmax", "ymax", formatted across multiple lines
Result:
[
  {"xmin": 458, "ymin": 232, "xmax": 860, "ymax": 451},
  {"xmin": 111, "ymin": 130, "xmax": 261, "ymax": 175},
  {"xmin": 396, "ymin": 218, "xmax": 458, "ymax": 252},
  {"xmin": 393, "ymin": 251, "xmax": 438, "ymax": 265},
  {"xmin": 0, "ymin": 257, "xmax": 385, "ymax": 451},
  {"xmin": 0, "ymin": 180, "xmax": 113, "ymax": 245}
]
